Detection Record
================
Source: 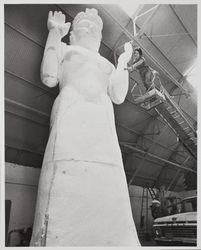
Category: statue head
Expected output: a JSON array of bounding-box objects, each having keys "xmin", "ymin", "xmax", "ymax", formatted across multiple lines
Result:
[{"xmin": 70, "ymin": 8, "xmax": 103, "ymax": 52}]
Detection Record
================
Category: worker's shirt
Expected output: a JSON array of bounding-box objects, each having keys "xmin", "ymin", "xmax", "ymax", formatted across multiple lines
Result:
[{"xmin": 132, "ymin": 57, "xmax": 150, "ymax": 76}]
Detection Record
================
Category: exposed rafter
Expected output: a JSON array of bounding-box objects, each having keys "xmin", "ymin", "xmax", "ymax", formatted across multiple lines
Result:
[{"xmin": 120, "ymin": 143, "xmax": 196, "ymax": 174}]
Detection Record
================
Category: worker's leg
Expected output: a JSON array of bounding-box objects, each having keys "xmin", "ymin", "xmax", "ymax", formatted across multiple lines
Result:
[{"xmin": 144, "ymin": 70, "xmax": 155, "ymax": 91}]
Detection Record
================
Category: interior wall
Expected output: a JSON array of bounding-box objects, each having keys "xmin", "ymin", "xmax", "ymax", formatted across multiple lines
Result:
[
  {"xmin": 5, "ymin": 162, "xmax": 40, "ymax": 246},
  {"xmin": 128, "ymin": 185, "xmax": 155, "ymax": 234}
]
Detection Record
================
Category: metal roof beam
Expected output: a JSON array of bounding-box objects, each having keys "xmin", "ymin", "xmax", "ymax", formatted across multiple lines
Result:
[
  {"xmin": 5, "ymin": 70, "xmax": 57, "ymax": 97},
  {"xmin": 5, "ymin": 98, "xmax": 49, "ymax": 118},
  {"xmin": 116, "ymin": 123, "xmax": 186, "ymax": 159},
  {"xmin": 6, "ymin": 144, "xmax": 44, "ymax": 156},
  {"xmin": 120, "ymin": 143, "xmax": 196, "ymax": 174}
]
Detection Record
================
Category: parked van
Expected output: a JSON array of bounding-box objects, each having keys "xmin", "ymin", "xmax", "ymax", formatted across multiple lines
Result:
[{"xmin": 152, "ymin": 196, "xmax": 197, "ymax": 246}]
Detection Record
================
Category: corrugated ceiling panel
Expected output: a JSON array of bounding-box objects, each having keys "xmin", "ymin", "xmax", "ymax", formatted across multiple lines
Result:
[
  {"xmin": 5, "ymin": 114, "xmax": 49, "ymax": 151},
  {"xmin": 5, "ymin": 72, "xmax": 55, "ymax": 115},
  {"xmin": 143, "ymin": 124, "xmax": 177, "ymax": 148},
  {"xmin": 137, "ymin": 5, "xmax": 185, "ymax": 51},
  {"xmin": 5, "ymin": 98, "xmax": 49, "ymax": 128},
  {"xmin": 114, "ymin": 101, "xmax": 150, "ymax": 129},
  {"xmin": 172, "ymin": 4, "xmax": 197, "ymax": 43},
  {"xmin": 5, "ymin": 25, "xmax": 43, "ymax": 86},
  {"xmin": 99, "ymin": 4, "xmax": 131, "ymax": 49},
  {"xmin": 168, "ymin": 37, "xmax": 196, "ymax": 73},
  {"xmin": 101, "ymin": 4, "xmax": 131, "ymax": 28},
  {"xmin": 137, "ymin": 163, "xmax": 164, "ymax": 178},
  {"xmin": 5, "ymin": 4, "xmax": 55, "ymax": 47},
  {"xmin": 116, "ymin": 127, "xmax": 137, "ymax": 144},
  {"xmin": 136, "ymin": 5, "xmax": 196, "ymax": 75},
  {"xmin": 113, "ymin": 20, "xmax": 134, "ymax": 51},
  {"xmin": 141, "ymin": 139, "xmax": 173, "ymax": 160}
]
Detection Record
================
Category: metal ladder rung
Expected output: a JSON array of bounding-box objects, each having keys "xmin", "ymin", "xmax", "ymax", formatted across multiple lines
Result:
[
  {"xmin": 173, "ymin": 115, "xmax": 180, "ymax": 119},
  {"xmin": 131, "ymin": 82, "xmax": 137, "ymax": 93},
  {"xmin": 187, "ymin": 142, "xmax": 196, "ymax": 147},
  {"xmin": 185, "ymin": 130, "xmax": 190, "ymax": 136},
  {"xmin": 189, "ymin": 138, "xmax": 196, "ymax": 143},
  {"xmin": 189, "ymin": 137, "xmax": 195, "ymax": 141},
  {"xmin": 185, "ymin": 139, "xmax": 196, "ymax": 146},
  {"xmin": 186, "ymin": 138, "xmax": 194, "ymax": 142},
  {"xmin": 186, "ymin": 142, "xmax": 195, "ymax": 147},
  {"xmin": 170, "ymin": 110, "xmax": 177, "ymax": 114},
  {"xmin": 166, "ymin": 105, "xmax": 172, "ymax": 110},
  {"xmin": 183, "ymin": 127, "xmax": 189, "ymax": 130},
  {"xmin": 179, "ymin": 121, "xmax": 185, "ymax": 125}
]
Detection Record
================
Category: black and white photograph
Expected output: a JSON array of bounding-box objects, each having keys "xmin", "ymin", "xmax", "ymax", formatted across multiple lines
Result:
[{"xmin": 3, "ymin": 2, "xmax": 199, "ymax": 248}]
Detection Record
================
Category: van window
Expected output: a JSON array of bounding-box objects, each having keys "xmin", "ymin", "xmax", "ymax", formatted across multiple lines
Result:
[{"xmin": 181, "ymin": 198, "xmax": 197, "ymax": 213}]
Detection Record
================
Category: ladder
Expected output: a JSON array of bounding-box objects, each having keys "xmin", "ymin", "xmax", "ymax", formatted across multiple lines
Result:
[
  {"xmin": 139, "ymin": 187, "xmax": 149, "ymax": 241},
  {"xmin": 147, "ymin": 187, "xmax": 157, "ymax": 200},
  {"xmin": 155, "ymin": 90, "xmax": 197, "ymax": 159},
  {"xmin": 132, "ymin": 86, "xmax": 197, "ymax": 159},
  {"xmin": 139, "ymin": 186, "xmax": 157, "ymax": 241}
]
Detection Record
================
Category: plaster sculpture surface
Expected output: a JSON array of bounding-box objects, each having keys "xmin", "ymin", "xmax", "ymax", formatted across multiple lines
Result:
[{"xmin": 30, "ymin": 8, "xmax": 140, "ymax": 246}]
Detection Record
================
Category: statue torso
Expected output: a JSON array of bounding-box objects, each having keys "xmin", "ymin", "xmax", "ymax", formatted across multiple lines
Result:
[{"xmin": 59, "ymin": 45, "xmax": 114, "ymax": 101}]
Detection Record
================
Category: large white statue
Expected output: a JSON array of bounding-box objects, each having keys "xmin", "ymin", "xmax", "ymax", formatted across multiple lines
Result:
[{"xmin": 30, "ymin": 8, "xmax": 140, "ymax": 246}]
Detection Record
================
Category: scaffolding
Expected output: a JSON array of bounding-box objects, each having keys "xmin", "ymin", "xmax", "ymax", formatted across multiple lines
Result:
[{"xmin": 131, "ymin": 83, "xmax": 197, "ymax": 159}]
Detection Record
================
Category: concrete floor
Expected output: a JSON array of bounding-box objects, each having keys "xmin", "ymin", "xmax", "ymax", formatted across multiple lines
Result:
[{"xmin": 139, "ymin": 236, "xmax": 158, "ymax": 246}]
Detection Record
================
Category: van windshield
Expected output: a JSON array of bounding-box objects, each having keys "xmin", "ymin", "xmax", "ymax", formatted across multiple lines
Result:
[{"xmin": 180, "ymin": 198, "xmax": 197, "ymax": 213}]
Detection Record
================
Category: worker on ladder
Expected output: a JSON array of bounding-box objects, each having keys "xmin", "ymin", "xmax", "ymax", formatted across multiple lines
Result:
[
  {"xmin": 150, "ymin": 199, "xmax": 162, "ymax": 219},
  {"xmin": 127, "ymin": 47, "xmax": 160, "ymax": 92}
]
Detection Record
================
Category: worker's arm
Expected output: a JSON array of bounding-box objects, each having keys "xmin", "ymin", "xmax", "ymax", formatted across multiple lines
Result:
[
  {"xmin": 41, "ymin": 11, "xmax": 71, "ymax": 88},
  {"xmin": 127, "ymin": 58, "xmax": 144, "ymax": 72},
  {"xmin": 108, "ymin": 43, "xmax": 132, "ymax": 104}
]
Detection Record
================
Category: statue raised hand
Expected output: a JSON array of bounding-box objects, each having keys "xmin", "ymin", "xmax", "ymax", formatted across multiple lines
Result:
[
  {"xmin": 41, "ymin": 11, "xmax": 72, "ymax": 87},
  {"xmin": 47, "ymin": 11, "xmax": 71, "ymax": 38},
  {"xmin": 118, "ymin": 42, "xmax": 133, "ymax": 67}
]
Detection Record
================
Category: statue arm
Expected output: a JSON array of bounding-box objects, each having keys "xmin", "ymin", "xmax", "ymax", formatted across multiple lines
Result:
[
  {"xmin": 108, "ymin": 43, "xmax": 133, "ymax": 104},
  {"xmin": 41, "ymin": 28, "xmax": 63, "ymax": 87},
  {"xmin": 108, "ymin": 62, "xmax": 129, "ymax": 104},
  {"xmin": 41, "ymin": 11, "xmax": 71, "ymax": 88}
]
